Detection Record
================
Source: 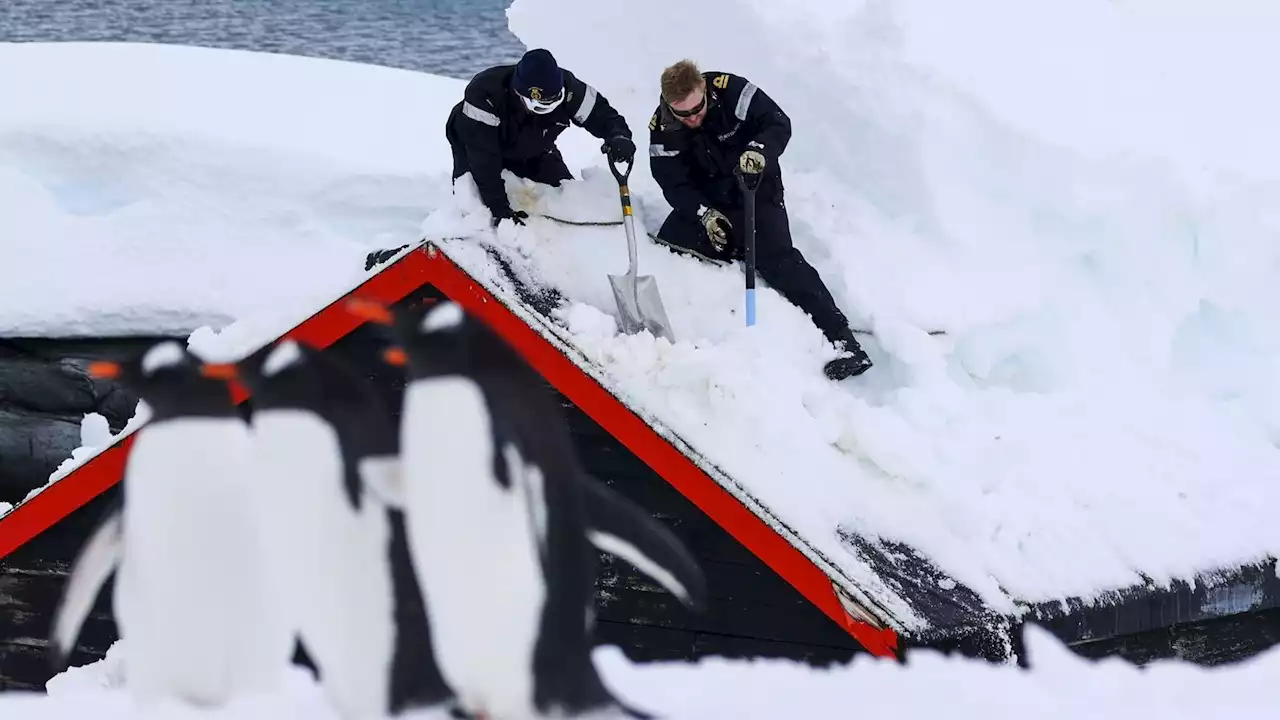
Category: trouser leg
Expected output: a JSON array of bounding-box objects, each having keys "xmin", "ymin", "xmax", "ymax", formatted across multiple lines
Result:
[{"xmin": 509, "ymin": 147, "xmax": 574, "ymax": 187}]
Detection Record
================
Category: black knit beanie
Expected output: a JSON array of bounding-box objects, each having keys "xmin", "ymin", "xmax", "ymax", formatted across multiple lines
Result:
[{"xmin": 513, "ymin": 48, "xmax": 564, "ymax": 100}]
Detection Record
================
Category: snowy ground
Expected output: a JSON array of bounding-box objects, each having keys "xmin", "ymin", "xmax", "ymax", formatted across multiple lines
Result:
[
  {"xmin": 4, "ymin": 629, "xmax": 1280, "ymax": 719},
  {"xmin": 4, "ymin": 0, "xmax": 1280, "ymax": 710}
]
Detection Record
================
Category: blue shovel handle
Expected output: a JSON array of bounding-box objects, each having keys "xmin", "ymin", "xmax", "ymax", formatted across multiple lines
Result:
[{"xmin": 735, "ymin": 167, "xmax": 760, "ymax": 327}]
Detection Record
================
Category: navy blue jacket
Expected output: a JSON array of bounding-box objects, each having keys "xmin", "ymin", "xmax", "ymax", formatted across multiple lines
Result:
[
  {"xmin": 446, "ymin": 64, "xmax": 631, "ymax": 217},
  {"xmin": 647, "ymin": 71, "xmax": 791, "ymax": 217}
]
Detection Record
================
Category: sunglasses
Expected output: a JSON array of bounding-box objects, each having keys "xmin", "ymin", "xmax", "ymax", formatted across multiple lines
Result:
[{"xmin": 668, "ymin": 93, "xmax": 706, "ymax": 118}]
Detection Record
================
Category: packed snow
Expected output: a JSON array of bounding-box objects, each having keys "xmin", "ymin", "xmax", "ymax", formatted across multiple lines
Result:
[
  {"xmin": 0, "ymin": 42, "xmax": 460, "ymax": 336},
  {"xmin": 4, "ymin": 628, "xmax": 1280, "ymax": 719},
  {"xmin": 4, "ymin": 0, "xmax": 1280, "ymax": 648}
]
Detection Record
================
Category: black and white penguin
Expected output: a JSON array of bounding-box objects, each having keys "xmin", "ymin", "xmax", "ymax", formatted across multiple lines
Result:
[
  {"xmin": 50, "ymin": 340, "xmax": 293, "ymax": 707},
  {"xmin": 348, "ymin": 298, "xmax": 709, "ymax": 720},
  {"xmin": 232, "ymin": 337, "xmax": 454, "ymax": 718}
]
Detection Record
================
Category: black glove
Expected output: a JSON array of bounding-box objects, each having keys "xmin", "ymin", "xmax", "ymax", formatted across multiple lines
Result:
[
  {"xmin": 364, "ymin": 244, "xmax": 410, "ymax": 271},
  {"xmin": 602, "ymin": 135, "xmax": 636, "ymax": 163},
  {"xmin": 491, "ymin": 208, "xmax": 528, "ymax": 229}
]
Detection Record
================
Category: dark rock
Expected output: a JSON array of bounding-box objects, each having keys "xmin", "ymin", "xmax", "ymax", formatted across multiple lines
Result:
[
  {"xmin": 0, "ymin": 357, "xmax": 98, "ymax": 416},
  {"xmin": 96, "ymin": 384, "xmax": 140, "ymax": 428},
  {"xmin": 0, "ymin": 337, "xmax": 171, "ymax": 504},
  {"xmin": 0, "ymin": 408, "xmax": 83, "ymax": 505}
]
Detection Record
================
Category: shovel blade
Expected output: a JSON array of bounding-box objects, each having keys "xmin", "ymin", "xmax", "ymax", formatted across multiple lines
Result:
[{"xmin": 608, "ymin": 273, "xmax": 676, "ymax": 343}]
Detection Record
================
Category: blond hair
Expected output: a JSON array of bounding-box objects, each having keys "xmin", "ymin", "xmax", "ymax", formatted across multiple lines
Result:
[{"xmin": 660, "ymin": 59, "xmax": 705, "ymax": 103}]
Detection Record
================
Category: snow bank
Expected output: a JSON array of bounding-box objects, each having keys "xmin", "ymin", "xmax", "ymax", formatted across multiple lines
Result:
[
  {"xmin": 5, "ymin": 628, "xmax": 1279, "ymax": 718},
  {"xmin": 0, "ymin": 42, "xmax": 462, "ymax": 336},
  {"xmin": 886, "ymin": 0, "xmax": 1280, "ymax": 181}
]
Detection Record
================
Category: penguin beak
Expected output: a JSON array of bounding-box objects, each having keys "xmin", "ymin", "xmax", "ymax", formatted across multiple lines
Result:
[
  {"xmin": 346, "ymin": 298, "xmax": 394, "ymax": 326},
  {"xmin": 86, "ymin": 361, "xmax": 121, "ymax": 379},
  {"xmin": 382, "ymin": 347, "xmax": 408, "ymax": 366},
  {"xmin": 200, "ymin": 363, "xmax": 238, "ymax": 380}
]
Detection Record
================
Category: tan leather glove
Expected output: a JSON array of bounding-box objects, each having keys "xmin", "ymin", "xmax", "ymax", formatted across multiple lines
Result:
[
  {"xmin": 698, "ymin": 205, "xmax": 732, "ymax": 251},
  {"xmin": 739, "ymin": 148, "xmax": 766, "ymax": 174}
]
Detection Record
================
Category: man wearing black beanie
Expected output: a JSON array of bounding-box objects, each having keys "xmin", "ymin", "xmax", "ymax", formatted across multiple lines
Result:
[{"xmin": 446, "ymin": 48, "xmax": 636, "ymax": 229}]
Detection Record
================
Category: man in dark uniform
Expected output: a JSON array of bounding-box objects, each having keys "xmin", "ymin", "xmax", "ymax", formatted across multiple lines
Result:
[
  {"xmin": 445, "ymin": 48, "xmax": 637, "ymax": 229},
  {"xmin": 646, "ymin": 59, "xmax": 872, "ymax": 381}
]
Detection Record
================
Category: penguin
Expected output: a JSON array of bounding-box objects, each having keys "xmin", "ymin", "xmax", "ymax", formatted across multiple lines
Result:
[
  {"xmin": 346, "ymin": 298, "xmax": 710, "ymax": 720},
  {"xmin": 231, "ymin": 336, "xmax": 455, "ymax": 719},
  {"xmin": 49, "ymin": 340, "xmax": 293, "ymax": 708}
]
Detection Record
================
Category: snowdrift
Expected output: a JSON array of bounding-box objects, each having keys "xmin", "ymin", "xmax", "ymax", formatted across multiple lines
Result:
[{"xmin": 5, "ymin": 629, "xmax": 1280, "ymax": 719}]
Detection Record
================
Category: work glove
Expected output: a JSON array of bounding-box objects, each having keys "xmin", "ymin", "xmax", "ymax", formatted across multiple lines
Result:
[
  {"xmin": 739, "ymin": 147, "xmax": 766, "ymax": 175},
  {"xmin": 602, "ymin": 135, "xmax": 636, "ymax": 163},
  {"xmin": 698, "ymin": 205, "xmax": 732, "ymax": 251},
  {"xmin": 491, "ymin": 207, "xmax": 528, "ymax": 229}
]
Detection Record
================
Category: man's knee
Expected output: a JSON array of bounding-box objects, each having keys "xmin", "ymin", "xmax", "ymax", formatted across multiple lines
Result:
[
  {"xmin": 752, "ymin": 202, "xmax": 794, "ymax": 246},
  {"xmin": 527, "ymin": 149, "xmax": 574, "ymax": 187},
  {"xmin": 729, "ymin": 201, "xmax": 795, "ymax": 265}
]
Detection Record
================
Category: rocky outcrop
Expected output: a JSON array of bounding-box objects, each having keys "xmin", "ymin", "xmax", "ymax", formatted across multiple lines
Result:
[{"xmin": 0, "ymin": 338, "xmax": 169, "ymax": 505}]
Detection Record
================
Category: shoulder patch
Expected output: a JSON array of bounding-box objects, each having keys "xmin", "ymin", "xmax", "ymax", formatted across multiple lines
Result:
[
  {"xmin": 712, "ymin": 73, "xmax": 730, "ymax": 90},
  {"xmin": 648, "ymin": 111, "xmax": 658, "ymax": 131}
]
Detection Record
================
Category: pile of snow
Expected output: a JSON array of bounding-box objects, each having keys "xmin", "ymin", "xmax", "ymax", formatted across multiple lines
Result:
[
  {"xmin": 40, "ymin": 412, "xmax": 125, "ymax": 486},
  {"xmin": 3, "ymin": 628, "xmax": 1279, "ymax": 718},
  {"xmin": 885, "ymin": 0, "xmax": 1280, "ymax": 181}
]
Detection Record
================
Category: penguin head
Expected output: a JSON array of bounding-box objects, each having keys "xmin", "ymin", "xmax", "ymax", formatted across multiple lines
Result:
[
  {"xmin": 234, "ymin": 338, "xmax": 320, "ymax": 410},
  {"xmin": 87, "ymin": 340, "xmax": 238, "ymax": 417},
  {"xmin": 346, "ymin": 298, "xmax": 516, "ymax": 381},
  {"xmin": 236, "ymin": 337, "xmax": 394, "ymax": 420},
  {"xmin": 395, "ymin": 301, "xmax": 476, "ymax": 379}
]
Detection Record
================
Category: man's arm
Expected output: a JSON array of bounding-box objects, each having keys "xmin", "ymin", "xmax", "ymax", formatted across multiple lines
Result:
[
  {"xmin": 453, "ymin": 83, "xmax": 513, "ymax": 218},
  {"xmin": 563, "ymin": 70, "xmax": 631, "ymax": 141},
  {"xmin": 730, "ymin": 74, "xmax": 791, "ymax": 168},
  {"xmin": 648, "ymin": 110, "xmax": 713, "ymax": 218}
]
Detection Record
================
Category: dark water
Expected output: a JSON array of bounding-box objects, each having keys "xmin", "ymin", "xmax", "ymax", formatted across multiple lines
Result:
[{"xmin": 0, "ymin": 0, "xmax": 527, "ymax": 80}]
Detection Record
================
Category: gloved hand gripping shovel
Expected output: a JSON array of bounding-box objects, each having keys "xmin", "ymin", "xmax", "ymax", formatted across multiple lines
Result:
[
  {"xmin": 606, "ymin": 156, "xmax": 676, "ymax": 342},
  {"xmin": 735, "ymin": 166, "xmax": 760, "ymax": 327}
]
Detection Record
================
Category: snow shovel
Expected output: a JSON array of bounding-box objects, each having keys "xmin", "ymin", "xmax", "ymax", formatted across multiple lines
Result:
[
  {"xmin": 606, "ymin": 155, "xmax": 676, "ymax": 342},
  {"xmin": 735, "ymin": 165, "xmax": 760, "ymax": 327}
]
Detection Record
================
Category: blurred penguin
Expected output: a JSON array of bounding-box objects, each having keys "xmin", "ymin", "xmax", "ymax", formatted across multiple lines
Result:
[
  {"xmin": 232, "ymin": 337, "xmax": 455, "ymax": 718},
  {"xmin": 348, "ymin": 298, "xmax": 709, "ymax": 720},
  {"xmin": 49, "ymin": 341, "xmax": 292, "ymax": 708}
]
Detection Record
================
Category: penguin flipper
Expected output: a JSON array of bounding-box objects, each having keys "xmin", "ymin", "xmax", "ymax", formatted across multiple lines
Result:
[
  {"xmin": 578, "ymin": 475, "xmax": 709, "ymax": 613},
  {"xmin": 48, "ymin": 505, "xmax": 123, "ymax": 670}
]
